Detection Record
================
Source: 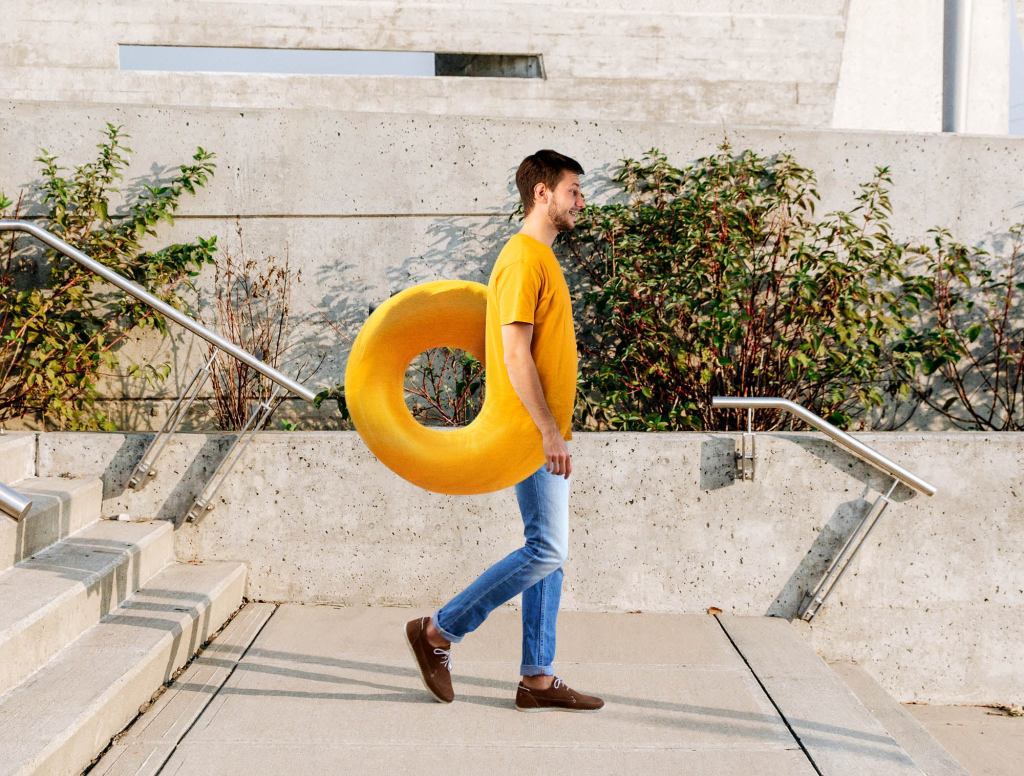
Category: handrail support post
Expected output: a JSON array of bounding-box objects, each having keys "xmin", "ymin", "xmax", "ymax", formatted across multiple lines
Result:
[
  {"xmin": 798, "ymin": 477, "xmax": 900, "ymax": 621},
  {"xmin": 736, "ymin": 407, "xmax": 756, "ymax": 481},
  {"xmin": 185, "ymin": 386, "xmax": 282, "ymax": 522},
  {"xmin": 128, "ymin": 353, "xmax": 214, "ymax": 489}
]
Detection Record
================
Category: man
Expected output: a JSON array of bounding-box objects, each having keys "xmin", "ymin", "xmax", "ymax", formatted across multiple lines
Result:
[{"xmin": 405, "ymin": 150, "xmax": 604, "ymax": 713}]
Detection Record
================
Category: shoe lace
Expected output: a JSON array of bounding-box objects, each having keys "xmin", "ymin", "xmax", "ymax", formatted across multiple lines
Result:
[
  {"xmin": 433, "ymin": 646, "xmax": 453, "ymax": 671},
  {"xmin": 552, "ymin": 676, "xmax": 565, "ymax": 690}
]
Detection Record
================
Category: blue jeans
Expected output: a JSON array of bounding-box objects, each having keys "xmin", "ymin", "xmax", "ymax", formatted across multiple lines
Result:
[{"xmin": 433, "ymin": 463, "xmax": 570, "ymax": 676}]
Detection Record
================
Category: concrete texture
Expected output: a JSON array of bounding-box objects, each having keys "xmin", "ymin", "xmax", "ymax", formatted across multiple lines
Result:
[
  {"xmin": 0, "ymin": 559, "xmax": 245, "ymax": 776},
  {"xmin": 153, "ymin": 606, "xmax": 813, "ymax": 775},
  {"xmin": 833, "ymin": 0, "xmax": 1010, "ymax": 134},
  {"xmin": 830, "ymin": 662, "xmax": 968, "ymax": 776},
  {"xmin": 98, "ymin": 605, "xmax": 971, "ymax": 775},
  {"xmin": 0, "ymin": 518, "xmax": 172, "ymax": 696},
  {"xmin": 3, "ymin": 102, "xmax": 1023, "ymax": 431},
  {"xmin": 93, "ymin": 602, "xmax": 276, "ymax": 776},
  {"xmin": 0, "ymin": 2, "xmax": 1011, "ymax": 133},
  {"xmin": 25, "ymin": 429, "xmax": 1024, "ymax": 705},
  {"xmin": 717, "ymin": 615, "xmax": 924, "ymax": 775},
  {"xmin": 0, "ymin": 1, "xmax": 847, "ymax": 128},
  {"xmin": 905, "ymin": 704, "xmax": 1024, "ymax": 776},
  {"xmin": 0, "ymin": 475, "xmax": 102, "ymax": 571},
  {"xmin": 0, "ymin": 433, "xmax": 35, "ymax": 483}
]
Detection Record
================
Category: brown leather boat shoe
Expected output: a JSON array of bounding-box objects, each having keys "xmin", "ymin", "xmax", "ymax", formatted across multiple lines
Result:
[
  {"xmin": 515, "ymin": 676, "xmax": 604, "ymax": 712},
  {"xmin": 405, "ymin": 616, "xmax": 455, "ymax": 703}
]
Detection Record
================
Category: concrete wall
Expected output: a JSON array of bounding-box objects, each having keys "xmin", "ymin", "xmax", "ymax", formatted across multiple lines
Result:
[
  {"xmin": 0, "ymin": 0, "xmax": 847, "ymax": 128},
  {"xmin": 0, "ymin": 1, "xmax": 1010, "ymax": 132},
  {"xmin": 833, "ymin": 0, "xmax": 1010, "ymax": 134},
  {"xmin": 27, "ymin": 429, "xmax": 1024, "ymax": 705},
  {"xmin": 3, "ymin": 102, "xmax": 1024, "ymax": 430}
]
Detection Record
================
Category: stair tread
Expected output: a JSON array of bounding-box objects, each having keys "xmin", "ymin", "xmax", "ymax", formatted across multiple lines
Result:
[
  {"xmin": 0, "ymin": 475, "xmax": 103, "ymax": 572},
  {"xmin": 0, "ymin": 519, "xmax": 171, "ymax": 634},
  {"xmin": 2, "ymin": 475, "xmax": 101, "ymax": 523},
  {"xmin": 0, "ymin": 560, "xmax": 245, "ymax": 775}
]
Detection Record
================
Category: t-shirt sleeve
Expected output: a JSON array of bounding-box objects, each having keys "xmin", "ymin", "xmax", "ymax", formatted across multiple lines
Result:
[{"xmin": 494, "ymin": 257, "xmax": 544, "ymax": 325}]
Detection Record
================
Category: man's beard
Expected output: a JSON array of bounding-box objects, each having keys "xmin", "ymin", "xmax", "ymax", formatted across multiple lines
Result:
[{"xmin": 548, "ymin": 200, "xmax": 576, "ymax": 232}]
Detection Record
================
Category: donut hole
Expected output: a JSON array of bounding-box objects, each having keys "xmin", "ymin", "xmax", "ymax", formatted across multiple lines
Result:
[{"xmin": 404, "ymin": 347, "xmax": 485, "ymax": 426}]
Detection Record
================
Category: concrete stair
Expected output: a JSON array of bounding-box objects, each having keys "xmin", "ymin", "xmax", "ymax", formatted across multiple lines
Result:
[
  {"xmin": 0, "ymin": 434, "xmax": 248, "ymax": 776},
  {"xmin": 0, "ymin": 519, "xmax": 174, "ymax": 696},
  {"xmin": 1, "ymin": 433, "xmax": 102, "ymax": 570}
]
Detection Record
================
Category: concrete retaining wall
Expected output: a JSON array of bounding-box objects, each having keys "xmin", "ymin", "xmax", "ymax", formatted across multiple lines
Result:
[
  {"xmin": 26, "ymin": 429, "xmax": 1024, "ymax": 705},
  {"xmin": 4, "ymin": 102, "xmax": 1024, "ymax": 430}
]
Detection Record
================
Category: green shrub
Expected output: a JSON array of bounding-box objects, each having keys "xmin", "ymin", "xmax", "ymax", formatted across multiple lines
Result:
[
  {"xmin": 897, "ymin": 225, "xmax": 1023, "ymax": 430},
  {"xmin": 565, "ymin": 145, "xmax": 927, "ymax": 431},
  {"xmin": 0, "ymin": 124, "xmax": 216, "ymax": 429}
]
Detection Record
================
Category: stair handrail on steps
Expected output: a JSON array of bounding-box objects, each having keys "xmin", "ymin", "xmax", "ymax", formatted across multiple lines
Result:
[
  {"xmin": 0, "ymin": 219, "xmax": 317, "ymax": 522},
  {"xmin": 0, "ymin": 480, "xmax": 32, "ymax": 521},
  {"xmin": 711, "ymin": 396, "xmax": 936, "ymax": 621},
  {"xmin": 0, "ymin": 220, "xmax": 315, "ymax": 402}
]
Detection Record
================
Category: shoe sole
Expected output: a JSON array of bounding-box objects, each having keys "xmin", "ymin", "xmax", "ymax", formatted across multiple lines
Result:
[
  {"xmin": 515, "ymin": 705, "xmax": 604, "ymax": 713},
  {"xmin": 404, "ymin": 623, "xmax": 454, "ymax": 704}
]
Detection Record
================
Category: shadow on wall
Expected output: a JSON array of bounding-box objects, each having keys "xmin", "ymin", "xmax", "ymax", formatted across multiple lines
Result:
[
  {"xmin": 699, "ymin": 436, "xmax": 737, "ymax": 491},
  {"xmin": 759, "ymin": 434, "xmax": 921, "ymax": 618}
]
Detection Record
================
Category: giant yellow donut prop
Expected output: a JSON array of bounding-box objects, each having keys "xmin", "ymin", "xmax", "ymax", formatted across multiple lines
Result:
[{"xmin": 345, "ymin": 279, "xmax": 557, "ymax": 495}]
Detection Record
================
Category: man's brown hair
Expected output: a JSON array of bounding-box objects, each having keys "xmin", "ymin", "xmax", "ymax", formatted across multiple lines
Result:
[{"xmin": 516, "ymin": 150, "xmax": 584, "ymax": 215}]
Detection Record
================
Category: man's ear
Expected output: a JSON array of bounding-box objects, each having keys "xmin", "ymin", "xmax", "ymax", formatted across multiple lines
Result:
[{"xmin": 533, "ymin": 182, "xmax": 549, "ymax": 205}]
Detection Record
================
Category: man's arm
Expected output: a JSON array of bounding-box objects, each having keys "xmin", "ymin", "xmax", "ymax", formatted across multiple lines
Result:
[{"xmin": 501, "ymin": 322, "xmax": 572, "ymax": 478}]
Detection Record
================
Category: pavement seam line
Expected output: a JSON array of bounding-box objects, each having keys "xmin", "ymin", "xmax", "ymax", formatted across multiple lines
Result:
[
  {"xmin": 153, "ymin": 602, "xmax": 280, "ymax": 776},
  {"xmin": 712, "ymin": 614, "xmax": 825, "ymax": 776}
]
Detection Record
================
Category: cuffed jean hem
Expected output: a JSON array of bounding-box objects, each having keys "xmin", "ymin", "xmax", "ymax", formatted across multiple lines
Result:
[
  {"xmin": 431, "ymin": 610, "xmax": 464, "ymax": 644},
  {"xmin": 520, "ymin": 663, "xmax": 554, "ymax": 677}
]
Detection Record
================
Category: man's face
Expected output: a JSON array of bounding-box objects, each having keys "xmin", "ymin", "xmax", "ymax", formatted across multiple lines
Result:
[{"xmin": 545, "ymin": 172, "xmax": 585, "ymax": 232}]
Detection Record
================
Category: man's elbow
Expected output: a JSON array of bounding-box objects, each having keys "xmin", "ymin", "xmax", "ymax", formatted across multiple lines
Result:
[{"xmin": 503, "ymin": 347, "xmax": 533, "ymax": 370}]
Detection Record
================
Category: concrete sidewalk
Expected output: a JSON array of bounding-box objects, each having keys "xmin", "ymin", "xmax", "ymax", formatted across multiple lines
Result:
[{"xmin": 93, "ymin": 604, "xmax": 952, "ymax": 776}]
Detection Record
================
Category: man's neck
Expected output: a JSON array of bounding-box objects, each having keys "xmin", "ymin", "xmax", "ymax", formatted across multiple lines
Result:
[{"xmin": 519, "ymin": 215, "xmax": 558, "ymax": 247}]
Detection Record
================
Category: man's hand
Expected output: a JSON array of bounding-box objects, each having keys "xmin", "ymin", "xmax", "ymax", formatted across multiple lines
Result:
[
  {"xmin": 542, "ymin": 429, "xmax": 572, "ymax": 478},
  {"xmin": 501, "ymin": 322, "xmax": 572, "ymax": 479}
]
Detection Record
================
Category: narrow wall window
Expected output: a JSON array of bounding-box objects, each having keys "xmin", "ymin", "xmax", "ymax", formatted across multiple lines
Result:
[{"xmin": 119, "ymin": 46, "xmax": 543, "ymax": 79}]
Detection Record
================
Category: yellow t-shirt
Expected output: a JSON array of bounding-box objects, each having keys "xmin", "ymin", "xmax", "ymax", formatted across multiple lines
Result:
[{"xmin": 485, "ymin": 232, "xmax": 578, "ymax": 441}]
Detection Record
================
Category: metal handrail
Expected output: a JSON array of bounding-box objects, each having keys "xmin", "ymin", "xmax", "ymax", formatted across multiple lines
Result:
[
  {"xmin": 711, "ymin": 396, "xmax": 937, "ymax": 497},
  {"xmin": 0, "ymin": 481, "xmax": 32, "ymax": 521},
  {"xmin": 0, "ymin": 220, "xmax": 316, "ymax": 402}
]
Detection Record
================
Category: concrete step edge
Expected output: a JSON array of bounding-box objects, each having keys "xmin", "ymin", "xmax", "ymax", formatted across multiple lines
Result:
[
  {"xmin": 0, "ymin": 560, "xmax": 247, "ymax": 776},
  {"xmin": 829, "ymin": 662, "xmax": 970, "ymax": 776},
  {"xmin": 91, "ymin": 602, "xmax": 277, "ymax": 776},
  {"xmin": 0, "ymin": 519, "xmax": 175, "ymax": 697},
  {"xmin": 716, "ymin": 614, "xmax": 926, "ymax": 776},
  {"xmin": 0, "ymin": 476, "xmax": 103, "ymax": 572}
]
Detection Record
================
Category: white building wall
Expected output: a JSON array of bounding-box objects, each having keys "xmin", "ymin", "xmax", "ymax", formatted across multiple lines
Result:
[
  {"xmin": 832, "ymin": 0, "xmax": 1010, "ymax": 134},
  {"xmin": 1, "ymin": 0, "xmax": 843, "ymax": 128},
  {"xmin": 3, "ymin": 1, "xmax": 1013, "ymax": 132},
  {"xmin": 832, "ymin": 0, "xmax": 945, "ymax": 133}
]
